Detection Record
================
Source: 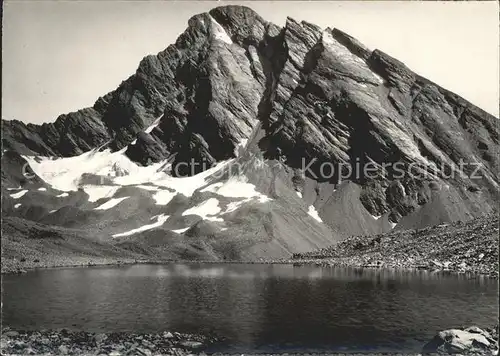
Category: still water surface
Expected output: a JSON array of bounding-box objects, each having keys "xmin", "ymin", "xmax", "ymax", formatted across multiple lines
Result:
[{"xmin": 2, "ymin": 264, "xmax": 498, "ymax": 353}]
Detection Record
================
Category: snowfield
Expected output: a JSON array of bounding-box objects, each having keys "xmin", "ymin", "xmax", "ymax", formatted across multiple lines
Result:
[{"xmin": 23, "ymin": 148, "xmax": 234, "ymax": 205}]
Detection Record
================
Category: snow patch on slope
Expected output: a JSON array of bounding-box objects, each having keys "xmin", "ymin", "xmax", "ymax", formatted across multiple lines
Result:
[
  {"xmin": 172, "ymin": 227, "xmax": 190, "ymax": 234},
  {"xmin": 200, "ymin": 176, "xmax": 272, "ymax": 216},
  {"xmin": 201, "ymin": 177, "xmax": 270, "ymax": 202},
  {"xmin": 84, "ymin": 186, "xmax": 121, "ymax": 203},
  {"xmin": 153, "ymin": 190, "xmax": 176, "ymax": 205},
  {"xmin": 182, "ymin": 198, "xmax": 223, "ymax": 222},
  {"xmin": 6, "ymin": 187, "xmax": 21, "ymax": 191},
  {"xmin": 134, "ymin": 185, "xmax": 159, "ymax": 192},
  {"xmin": 308, "ymin": 205, "xmax": 323, "ymax": 223},
  {"xmin": 234, "ymin": 138, "xmax": 248, "ymax": 157},
  {"xmin": 95, "ymin": 196, "xmax": 129, "ymax": 210},
  {"xmin": 145, "ymin": 115, "xmax": 162, "ymax": 134},
  {"xmin": 113, "ymin": 214, "xmax": 169, "ymax": 238},
  {"xmin": 224, "ymin": 201, "xmax": 246, "ymax": 214},
  {"xmin": 10, "ymin": 190, "xmax": 28, "ymax": 199},
  {"xmin": 209, "ymin": 14, "xmax": 233, "ymax": 44}
]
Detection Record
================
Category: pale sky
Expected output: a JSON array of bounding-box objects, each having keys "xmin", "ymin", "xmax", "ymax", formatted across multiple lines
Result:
[{"xmin": 2, "ymin": 1, "xmax": 499, "ymax": 124}]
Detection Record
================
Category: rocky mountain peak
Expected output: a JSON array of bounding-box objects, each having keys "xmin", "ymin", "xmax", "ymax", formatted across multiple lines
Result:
[
  {"xmin": 208, "ymin": 5, "xmax": 268, "ymax": 46},
  {"xmin": 2, "ymin": 6, "xmax": 499, "ymax": 255}
]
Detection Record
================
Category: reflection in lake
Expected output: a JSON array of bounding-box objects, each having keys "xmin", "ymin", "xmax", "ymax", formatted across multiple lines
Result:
[{"xmin": 2, "ymin": 264, "xmax": 498, "ymax": 353}]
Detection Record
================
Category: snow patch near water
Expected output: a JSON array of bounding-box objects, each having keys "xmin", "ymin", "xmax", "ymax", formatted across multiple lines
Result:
[
  {"xmin": 113, "ymin": 214, "xmax": 170, "ymax": 238},
  {"xmin": 38, "ymin": 187, "xmax": 47, "ymax": 191},
  {"xmin": 57, "ymin": 192, "xmax": 69, "ymax": 198}
]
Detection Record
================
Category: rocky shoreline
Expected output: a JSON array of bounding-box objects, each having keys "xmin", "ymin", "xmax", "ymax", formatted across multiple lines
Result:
[
  {"xmin": 1, "ymin": 257, "xmax": 139, "ymax": 275},
  {"xmin": 1, "ymin": 325, "xmax": 498, "ymax": 355},
  {"xmin": 0, "ymin": 328, "xmax": 219, "ymax": 356},
  {"xmin": 3, "ymin": 256, "xmax": 498, "ymax": 279},
  {"xmin": 289, "ymin": 256, "xmax": 499, "ymax": 278}
]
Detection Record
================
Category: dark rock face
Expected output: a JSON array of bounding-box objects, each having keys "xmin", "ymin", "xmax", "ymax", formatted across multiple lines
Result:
[{"xmin": 2, "ymin": 5, "xmax": 499, "ymax": 226}]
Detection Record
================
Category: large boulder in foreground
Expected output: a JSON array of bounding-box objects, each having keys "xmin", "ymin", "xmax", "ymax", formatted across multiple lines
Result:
[{"xmin": 422, "ymin": 325, "xmax": 499, "ymax": 355}]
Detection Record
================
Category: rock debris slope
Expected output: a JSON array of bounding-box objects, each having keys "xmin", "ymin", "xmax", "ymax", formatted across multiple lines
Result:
[
  {"xmin": 2, "ymin": 5, "xmax": 499, "ymax": 263},
  {"xmin": 292, "ymin": 214, "xmax": 499, "ymax": 277}
]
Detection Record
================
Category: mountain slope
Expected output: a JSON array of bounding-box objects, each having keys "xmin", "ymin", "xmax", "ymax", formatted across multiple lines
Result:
[{"xmin": 2, "ymin": 5, "xmax": 499, "ymax": 265}]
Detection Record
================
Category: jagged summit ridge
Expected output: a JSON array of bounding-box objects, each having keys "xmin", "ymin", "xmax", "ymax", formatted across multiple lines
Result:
[{"xmin": 2, "ymin": 5, "xmax": 382, "ymax": 160}]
